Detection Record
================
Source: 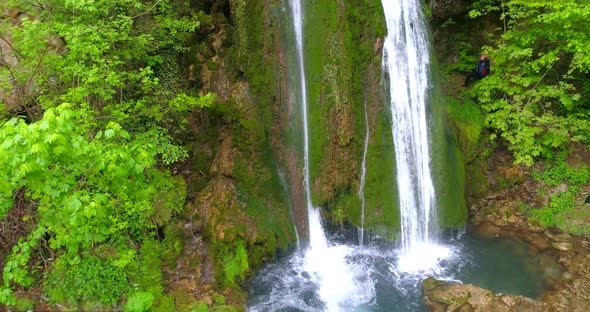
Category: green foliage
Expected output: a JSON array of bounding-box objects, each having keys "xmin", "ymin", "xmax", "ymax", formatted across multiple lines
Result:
[
  {"xmin": 531, "ymin": 151, "xmax": 590, "ymax": 235},
  {"xmin": 222, "ymin": 240, "xmax": 249, "ymax": 286},
  {"xmin": 44, "ymin": 252, "xmax": 128, "ymax": 306},
  {"xmin": 124, "ymin": 291, "xmax": 155, "ymax": 312},
  {"xmin": 533, "ymin": 151, "xmax": 590, "ymax": 187},
  {"xmin": 193, "ymin": 302, "xmax": 210, "ymax": 312},
  {"xmin": 0, "ymin": 0, "xmax": 210, "ymax": 307},
  {"xmin": 0, "ymin": 105, "xmax": 188, "ymax": 307},
  {"xmin": 532, "ymin": 191, "xmax": 575, "ymax": 228},
  {"xmin": 467, "ymin": 0, "xmax": 590, "ymax": 165},
  {"xmin": 446, "ymin": 96, "xmax": 485, "ymax": 160},
  {"xmin": 444, "ymin": 32, "xmax": 480, "ymax": 74},
  {"xmin": 152, "ymin": 295, "xmax": 177, "ymax": 312},
  {"xmin": 161, "ymin": 226, "xmax": 184, "ymax": 266},
  {"xmin": 212, "ymin": 239, "xmax": 249, "ymax": 286}
]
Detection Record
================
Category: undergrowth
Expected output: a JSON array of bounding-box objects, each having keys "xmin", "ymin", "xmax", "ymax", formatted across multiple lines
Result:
[{"xmin": 531, "ymin": 151, "xmax": 590, "ymax": 235}]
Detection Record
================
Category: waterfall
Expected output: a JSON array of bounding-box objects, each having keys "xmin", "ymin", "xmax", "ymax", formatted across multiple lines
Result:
[
  {"xmin": 289, "ymin": 0, "xmax": 327, "ymax": 250},
  {"xmin": 381, "ymin": 0, "xmax": 450, "ymax": 271},
  {"xmin": 288, "ymin": 1, "xmax": 372, "ymax": 310},
  {"xmin": 358, "ymin": 98, "xmax": 369, "ymax": 247}
]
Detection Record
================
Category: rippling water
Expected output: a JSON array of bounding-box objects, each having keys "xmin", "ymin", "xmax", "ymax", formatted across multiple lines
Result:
[{"xmin": 247, "ymin": 233, "xmax": 561, "ymax": 312}]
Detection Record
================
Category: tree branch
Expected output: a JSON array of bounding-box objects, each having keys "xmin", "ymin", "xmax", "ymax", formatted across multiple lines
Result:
[{"xmin": 131, "ymin": 0, "xmax": 163, "ymax": 19}]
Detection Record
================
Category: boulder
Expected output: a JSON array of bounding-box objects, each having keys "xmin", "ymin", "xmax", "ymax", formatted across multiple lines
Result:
[
  {"xmin": 552, "ymin": 242, "xmax": 574, "ymax": 252},
  {"xmin": 422, "ymin": 278, "xmax": 544, "ymax": 312}
]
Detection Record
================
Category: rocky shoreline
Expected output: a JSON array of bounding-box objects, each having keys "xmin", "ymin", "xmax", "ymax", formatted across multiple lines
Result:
[{"xmin": 423, "ymin": 159, "xmax": 590, "ymax": 311}]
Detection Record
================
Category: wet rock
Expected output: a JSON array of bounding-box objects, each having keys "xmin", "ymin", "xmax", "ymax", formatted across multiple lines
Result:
[
  {"xmin": 423, "ymin": 278, "xmax": 544, "ymax": 312},
  {"xmin": 508, "ymin": 214, "xmax": 520, "ymax": 223},
  {"xmin": 428, "ymin": 0, "xmax": 471, "ymax": 20},
  {"xmin": 526, "ymin": 234, "xmax": 551, "ymax": 250},
  {"xmin": 553, "ymin": 233, "xmax": 572, "ymax": 242},
  {"xmin": 201, "ymin": 295, "xmax": 213, "ymax": 305},
  {"xmin": 209, "ymin": 134, "xmax": 234, "ymax": 177},
  {"xmin": 197, "ymin": 177, "xmax": 257, "ymax": 243},
  {"xmin": 526, "ymin": 221, "xmax": 545, "ymax": 233},
  {"xmin": 490, "ymin": 218, "xmax": 510, "ymax": 227},
  {"xmin": 552, "ymin": 241, "xmax": 574, "ymax": 252},
  {"xmin": 561, "ymin": 272, "xmax": 574, "ymax": 280},
  {"xmin": 473, "ymin": 222, "xmax": 502, "ymax": 239},
  {"xmin": 428, "ymin": 283, "xmax": 474, "ymax": 306},
  {"xmin": 545, "ymin": 293, "xmax": 569, "ymax": 308},
  {"xmin": 423, "ymin": 277, "xmax": 445, "ymax": 291},
  {"xmin": 500, "ymin": 295, "xmax": 516, "ymax": 307},
  {"xmin": 544, "ymin": 231, "xmax": 571, "ymax": 243}
]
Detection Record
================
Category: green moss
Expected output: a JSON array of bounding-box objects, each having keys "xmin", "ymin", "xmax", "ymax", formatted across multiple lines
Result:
[
  {"xmin": 128, "ymin": 238, "xmax": 166, "ymax": 303},
  {"xmin": 153, "ymin": 174, "xmax": 187, "ymax": 227},
  {"xmin": 446, "ymin": 96, "xmax": 484, "ymax": 161},
  {"xmin": 13, "ymin": 297, "xmax": 35, "ymax": 311},
  {"xmin": 211, "ymin": 305, "xmax": 240, "ymax": 312},
  {"xmin": 357, "ymin": 109, "xmax": 400, "ymax": 238},
  {"xmin": 430, "ymin": 57, "xmax": 468, "ymax": 229},
  {"xmin": 152, "ymin": 295, "xmax": 176, "ymax": 312},
  {"xmin": 303, "ymin": 0, "xmax": 340, "ymax": 195},
  {"xmin": 301, "ymin": 0, "xmax": 394, "ymax": 234},
  {"xmin": 200, "ymin": 1, "xmax": 295, "ymax": 281},
  {"xmin": 465, "ymin": 159, "xmax": 490, "ymax": 203},
  {"xmin": 436, "ymin": 129, "xmax": 468, "ymax": 228},
  {"xmin": 161, "ymin": 225, "xmax": 184, "ymax": 266},
  {"xmin": 530, "ymin": 152, "xmax": 590, "ymax": 235},
  {"xmin": 422, "ymin": 277, "xmax": 444, "ymax": 291},
  {"xmin": 168, "ymin": 289, "xmax": 199, "ymax": 312},
  {"xmin": 190, "ymin": 302, "xmax": 210, "ymax": 312}
]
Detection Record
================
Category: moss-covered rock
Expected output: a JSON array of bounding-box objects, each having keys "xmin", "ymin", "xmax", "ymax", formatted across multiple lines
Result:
[
  {"xmin": 185, "ymin": 0, "xmax": 296, "ymax": 290},
  {"xmin": 422, "ymin": 278, "xmax": 543, "ymax": 312}
]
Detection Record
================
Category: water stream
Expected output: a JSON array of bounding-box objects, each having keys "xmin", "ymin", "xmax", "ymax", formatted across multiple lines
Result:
[
  {"xmin": 248, "ymin": 232, "xmax": 561, "ymax": 311},
  {"xmin": 382, "ymin": 0, "xmax": 436, "ymax": 252},
  {"xmin": 247, "ymin": 1, "xmax": 558, "ymax": 311},
  {"xmin": 358, "ymin": 98, "xmax": 369, "ymax": 247},
  {"xmin": 381, "ymin": 0, "xmax": 454, "ymax": 274},
  {"xmin": 289, "ymin": 0, "xmax": 370, "ymax": 310}
]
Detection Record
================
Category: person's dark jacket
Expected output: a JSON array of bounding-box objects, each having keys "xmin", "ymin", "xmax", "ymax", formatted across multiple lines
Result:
[{"xmin": 475, "ymin": 59, "xmax": 490, "ymax": 77}]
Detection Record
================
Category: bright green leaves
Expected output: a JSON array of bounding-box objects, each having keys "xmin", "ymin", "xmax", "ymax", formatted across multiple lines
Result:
[
  {"xmin": 123, "ymin": 291, "xmax": 155, "ymax": 312},
  {"xmin": 213, "ymin": 239, "xmax": 249, "ymax": 286},
  {"xmin": 0, "ymin": 0, "xmax": 209, "ymax": 308},
  {"xmin": 170, "ymin": 92, "xmax": 216, "ymax": 112},
  {"xmin": 469, "ymin": 0, "xmax": 590, "ymax": 165},
  {"xmin": 1, "ymin": 0, "xmax": 208, "ymax": 117},
  {"xmin": 0, "ymin": 103, "xmax": 186, "ymax": 306},
  {"xmin": 531, "ymin": 152, "xmax": 590, "ymax": 234},
  {"xmin": 44, "ymin": 252, "xmax": 129, "ymax": 306}
]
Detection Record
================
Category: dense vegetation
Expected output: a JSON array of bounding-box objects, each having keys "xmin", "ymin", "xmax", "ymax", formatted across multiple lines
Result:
[
  {"xmin": 0, "ymin": 0, "xmax": 214, "ymax": 310},
  {"xmin": 467, "ymin": 0, "xmax": 590, "ymax": 166},
  {"xmin": 1, "ymin": 0, "xmax": 589, "ymax": 310},
  {"xmin": 443, "ymin": 0, "xmax": 590, "ymax": 235}
]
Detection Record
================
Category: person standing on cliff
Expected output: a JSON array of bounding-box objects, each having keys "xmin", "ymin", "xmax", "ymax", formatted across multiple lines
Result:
[{"xmin": 463, "ymin": 53, "xmax": 490, "ymax": 87}]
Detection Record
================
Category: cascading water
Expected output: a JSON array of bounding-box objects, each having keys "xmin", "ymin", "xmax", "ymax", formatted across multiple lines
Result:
[
  {"xmin": 382, "ymin": 0, "xmax": 451, "ymax": 272},
  {"xmin": 290, "ymin": 0, "xmax": 328, "ymax": 252},
  {"xmin": 358, "ymin": 99, "xmax": 369, "ymax": 247},
  {"xmin": 248, "ymin": 2, "xmax": 558, "ymax": 311},
  {"xmin": 289, "ymin": 0, "xmax": 372, "ymax": 310}
]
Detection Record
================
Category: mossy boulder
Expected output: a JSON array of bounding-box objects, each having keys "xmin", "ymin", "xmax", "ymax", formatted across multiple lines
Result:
[{"xmin": 422, "ymin": 278, "xmax": 542, "ymax": 312}]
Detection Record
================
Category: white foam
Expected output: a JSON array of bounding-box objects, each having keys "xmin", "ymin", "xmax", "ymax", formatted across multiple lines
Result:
[{"xmin": 396, "ymin": 242, "xmax": 454, "ymax": 274}]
